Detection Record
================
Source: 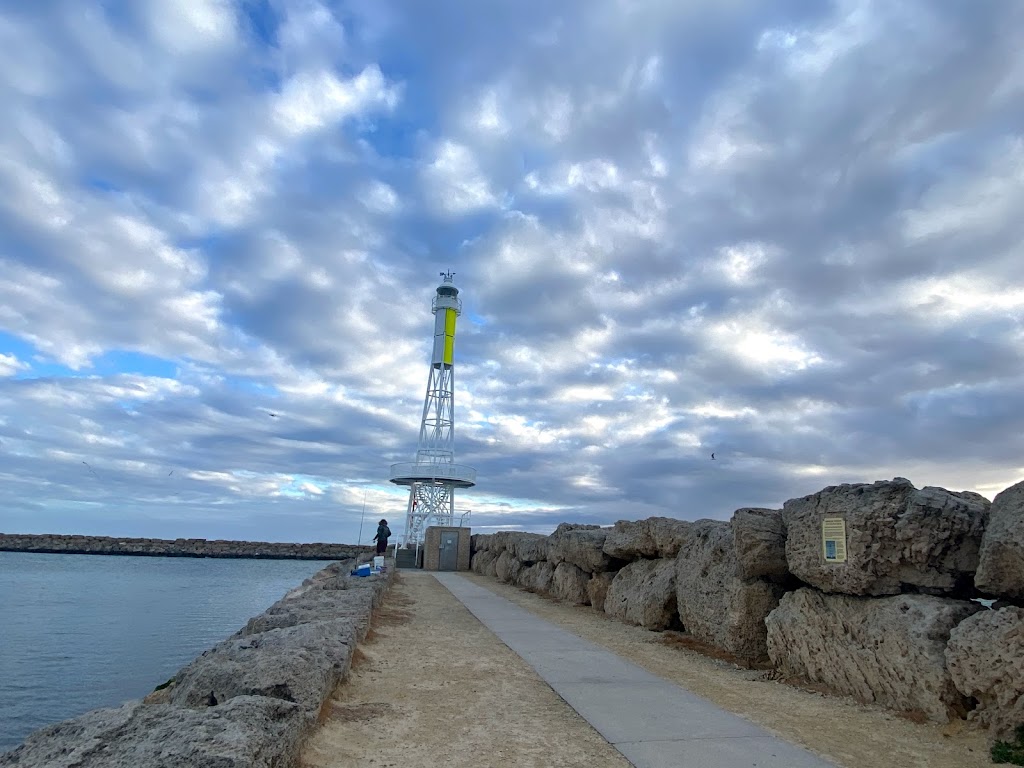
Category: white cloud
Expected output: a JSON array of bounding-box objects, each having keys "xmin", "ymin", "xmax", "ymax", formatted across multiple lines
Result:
[
  {"xmin": 359, "ymin": 180, "xmax": 400, "ymax": 213},
  {"xmin": 708, "ymin": 318, "xmax": 825, "ymax": 374},
  {"xmin": 273, "ymin": 66, "xmax": 399, "ymax": 136},
  {"xmin": 901, "ymin": 138, "xmax": 1024, "ymax": 242},
  {"xmin": 687, "ymin": 78, "xmax": 769, "ymax": 171},
  {"xmin": 422, "ymin": 140, "xmax": 498, "ymax": 214},
  {"xmin": 471, "ymin": 89, "xmax": 508, "ymax": 135},
  {"xmin": 0, "ymin": 353, "xmax": 28, "ymax": 377},
  {"xmin": 145, "ymin": 0, "xmax": 238, "ymax": 55}
]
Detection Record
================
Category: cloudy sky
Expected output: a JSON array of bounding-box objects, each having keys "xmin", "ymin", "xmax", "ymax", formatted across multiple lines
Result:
[{"xmin": 1, "ymin": 0, "xmax": 1022, "ymax": 545}]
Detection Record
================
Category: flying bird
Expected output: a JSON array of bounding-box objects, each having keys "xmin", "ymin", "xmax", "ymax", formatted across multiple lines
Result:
[
  {"xmin": 711, "ymin": 453, "xmax": 715, "ymax": 460},
  {"xmin": 268, "ymin": 412, "xmax": 278, "ymax": 418},
  {"xmin": 168, "ymin": 470, "xmax": 174, "ymax": 476},
  {"xmin": 82, "ymin": 461, "xmax": 99, "ymax": 478}
]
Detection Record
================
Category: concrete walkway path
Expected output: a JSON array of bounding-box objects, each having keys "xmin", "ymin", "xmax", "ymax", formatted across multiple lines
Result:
[{"xmin": 435, "ymin": 572, "xmax": 836, "ymax": 768}]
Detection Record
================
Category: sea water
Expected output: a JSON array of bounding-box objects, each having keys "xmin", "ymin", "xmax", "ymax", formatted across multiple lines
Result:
[{"xmin": 0, "ymin": 551, "xmax": 334, "ymax": 752}]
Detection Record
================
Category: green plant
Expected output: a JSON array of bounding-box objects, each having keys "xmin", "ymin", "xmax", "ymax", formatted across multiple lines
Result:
[
  {"xmin": 992, "ymin": 724, "xmax": 1024, "ymax": 765},
  {"xmin": 152, "ymin": 677, "xmax": 175, "ymax": 692}
]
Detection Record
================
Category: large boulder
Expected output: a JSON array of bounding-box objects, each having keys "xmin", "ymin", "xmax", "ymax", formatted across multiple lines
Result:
[
  {"xmin": 512, "ymin": 533, "xmax": 549, "ymax": 564},
  {"xmin": 783, "ymin": 478, "xmax": 990, "ymax": 596},
  {"xmin": 514, "ymin": 563, "xmax": 536, "ymax": 589},
  {"xmin": 551, "ymin": 562, "xmax": 590, "ymax": 605},
  {"xmin": 602, "ymin": 518, "xmax": 693, "ymax": 560},
  {"xmin": 975, "ymin": 481, "xmax": 1024, "ymax": 600},
  {"xmin": 240, "ymin": 589, "xmax": 375, "ymax": 636},
  {"xmin": 587, "ymin": 572, "xmax": 615, "ymax": 612},
  {"xmin": 604, "ymin": 559, "xmax": 678, "ymax": 630},
  {"xmin": 766, "ymin": 589, "xmax": 981, "ymax": 722},
  {"xmin": 732, "ymin": 508, "xmax": 788, "ymax": 582},
  {"xmin": 675, "ymin": 520, "xmax": 783, "ymax": 661},
  {"xmin": 171, "ymin": 619, "xmax": 357, "ymax": 720},
  {"xmin": 0, "ymin": 696, "xmax": 305, "ymax": 768},
  {"xmin": 532, "ymin": 561, "xmax": 555, "ymax": 594},
  {"xmin": 548, "ymin": 524, "xmax": 612, "ymax": 573},
  {"xmin": 470, "ymin": 534, "xmax": 491, "ymax": 553},
  {"xmin": 471, "ymin": 550, "xmax": 497, "ymax": 575},
  {"xmin": 494, "ymin": 551, "xmax": 522, "ymax": 584},
  {"xmin": 516, "ymin": 563, "xmax": 548, "ymax": 591},
  {"xmin": 482, "ymin": 551, "xmax": 498, "ymax": 579},
  {"xmin": 487, "ymin": 531, "xmax": 517, "ymax": 556},
  {"xmin": 946, "ymin": 607, "xmax": 1024, "ymax": 742}
]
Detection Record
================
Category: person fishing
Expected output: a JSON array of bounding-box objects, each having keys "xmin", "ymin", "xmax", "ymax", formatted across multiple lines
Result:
[{"xmin": 373, "ymin": 519, "xmax": 391, "ymax": 555}]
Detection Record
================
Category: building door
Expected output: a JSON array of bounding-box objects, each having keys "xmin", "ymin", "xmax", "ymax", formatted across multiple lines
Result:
[{"xmin": 439, "ymin": 531, "xmax": 459, "ymax": 571}]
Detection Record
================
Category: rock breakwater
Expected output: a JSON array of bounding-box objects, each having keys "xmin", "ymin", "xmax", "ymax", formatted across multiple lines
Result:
[
  {"xmin": 0, "ymin": 533, "xmax": 371, "ymax": 560},
  {"xmin": 0, "ymin": 557, "xmax": 393, "ymax": 767},
  {"xmin": 470, "ymin": 476, "xmax": 1024, "ymax": 747}
]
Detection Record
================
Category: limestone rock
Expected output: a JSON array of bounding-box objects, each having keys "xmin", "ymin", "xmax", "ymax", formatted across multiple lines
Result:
[
  {"xmin": 587, "ymin": 572, "xmax": 615, "ymax": 612},
  {"xmin": 512, "ymin": 533, "xmax": 549, "ymax": 564},
  {"xmin": 976, "ymin": 481, "xmax": 1024, "ymax": 600},
  {"xmin": 171, "ymin": 620, "xmax": 356, "ymax": 719},
  {"xmin": 515, "ymin": 563, "xmax": 537, "ymax": 590},
  {"xmin": 675, "ymin": 520, "xmax": 783, "ymax": 661},
  {"xmin": 494, "ymin": 551, "xmax": 522, "ymax": 584},
  {"xmin": 553, "ymin": 523, "xmax": 601, "ymax": 533},
  {"xmin": 732, "ymin": 508, "xmax": 788, "ymax": 582},
  {"xmin": 946, "ymin": 607, "xmax": 1024, "ymax": 742},
  {"xmin": 783, "ymin": 478, "xmax": 990, "ymax": 596},
  {"xmin": 605, "ymin": 559, "xmax": 677, "ymax": 630},
  {"xmin": 471, "ymin": 534, "xmax": 491, "ymax": 553},
  {"xmin": 516, "ymin": 561, "xmax": 555, "ymax": 593},
  {"xmin": 548, "ymin": 526, "xmax": 612, "ymax": 573},
  {"xmin": 0, "ymin": 696, "xmax": 305, "ymax": 768},
  {"xmin": 471, "ymin": 550, "xmax": 496, "ymax": 575},
  {"xmin": 483, "ymin": 551, "xmax": 499, "ymax": 578},
  {"xmin": 233, "ymin": 566, "xmax": 390, "ymax": 641},
  {"xmin": 487, "ymin": 531, "xmax": 516, "ymax": 556},
  {"xmin": 766, "ymin": 589, "xmax": 981, "ymax": 722},
  {"xmin": 532, "ymin": 561, "xmax": 555, "ymax": 595},
  {"xmin": 603, "ymin": 518, "xmax": 693, "ymax": 560},
  {"xmin": 551, "ymin": 562, "xmax": 590, "ymax": 605},
  {"xmin": 241, "ymin": 589, "xmax": 374, "ymax": 636}
]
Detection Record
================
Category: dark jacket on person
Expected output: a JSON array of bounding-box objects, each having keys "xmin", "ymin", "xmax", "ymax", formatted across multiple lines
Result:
[{"xmin": 373, "ymin": 523, "xmax": 391, "ymax": 542}]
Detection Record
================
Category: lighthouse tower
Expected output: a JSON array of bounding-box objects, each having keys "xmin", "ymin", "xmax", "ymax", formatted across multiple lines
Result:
[{"xmin": 389, "ymin": 272, "xmax": 476, "ymax": 545}]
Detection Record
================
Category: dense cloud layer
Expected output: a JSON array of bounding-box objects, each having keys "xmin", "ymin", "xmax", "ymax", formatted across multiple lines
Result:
[{"xmin": 1, "ymin": 0, "xmax": 1022, "ymax": 542}]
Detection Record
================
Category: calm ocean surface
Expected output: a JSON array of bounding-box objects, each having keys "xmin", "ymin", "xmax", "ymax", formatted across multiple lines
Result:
[{"xmin": 0, "ymin": 551, "xmax": 335, "ymax": 752}]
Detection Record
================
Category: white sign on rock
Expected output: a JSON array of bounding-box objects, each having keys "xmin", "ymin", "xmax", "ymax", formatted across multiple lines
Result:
[{"xmin": 822, "ymin": 517, "xmax": 847, "ymax": 563}]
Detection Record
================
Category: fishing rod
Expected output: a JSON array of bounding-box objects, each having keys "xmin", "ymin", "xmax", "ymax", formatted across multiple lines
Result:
[{"xmin": 356, "ymin": 488, "xmax": 368, "ymax": 544}]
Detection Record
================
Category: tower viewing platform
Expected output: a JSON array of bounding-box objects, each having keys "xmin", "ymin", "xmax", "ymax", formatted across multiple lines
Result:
[{"xmin": 389, "ymin": 462, "xmax": 477, "ymax": 488}]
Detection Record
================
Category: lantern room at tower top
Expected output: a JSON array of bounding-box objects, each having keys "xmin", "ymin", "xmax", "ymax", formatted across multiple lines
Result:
[{"xmin": 389, "ymin": 272, "xmax": 476, "ymax": 546}]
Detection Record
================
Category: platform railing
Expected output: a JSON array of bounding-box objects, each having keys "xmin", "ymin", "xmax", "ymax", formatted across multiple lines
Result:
[{"xmin": 389, "ymin": 462, "xmax": 477, "ymax": 484}]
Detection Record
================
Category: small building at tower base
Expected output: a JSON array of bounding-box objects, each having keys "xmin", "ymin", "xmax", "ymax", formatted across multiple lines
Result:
[{"xmin": 422, "ymin": 526, "xmax": 471, "ymax": 571}]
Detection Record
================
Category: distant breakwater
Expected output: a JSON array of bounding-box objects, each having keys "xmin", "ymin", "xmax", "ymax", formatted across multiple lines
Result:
[{"xmin": 0, "ymin": 533, "xmax": 372, "ymax": 561}]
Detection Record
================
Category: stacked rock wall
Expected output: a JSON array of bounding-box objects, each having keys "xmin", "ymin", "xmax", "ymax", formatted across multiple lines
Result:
[
  {"xmin": 1, "ymin": 558, "xmax": 392, "ymax": 767},
  {"xmin": 470, "ymin": 477, "xmax": 1024, "ymax": 743}
]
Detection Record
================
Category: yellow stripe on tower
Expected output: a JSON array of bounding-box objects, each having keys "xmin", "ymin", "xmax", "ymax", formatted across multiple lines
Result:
[{"xmin": 443, "ymin": 308, "xmax": 457, "ymax": 365}]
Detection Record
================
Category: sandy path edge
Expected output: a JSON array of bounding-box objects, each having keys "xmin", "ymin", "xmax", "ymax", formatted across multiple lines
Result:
[
  {"xmin": 460, "ymin": 572, "xmax": 991, "ymax": 768},
  {"xmin": 299, "ymin": 572, "xmax": 630, "ymax": 768}
]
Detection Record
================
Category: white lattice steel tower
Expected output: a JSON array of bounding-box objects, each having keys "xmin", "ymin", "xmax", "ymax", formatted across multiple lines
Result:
[{"xmin": 389, "ymin": 272, "xmax": 476, "ymax": 544}]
